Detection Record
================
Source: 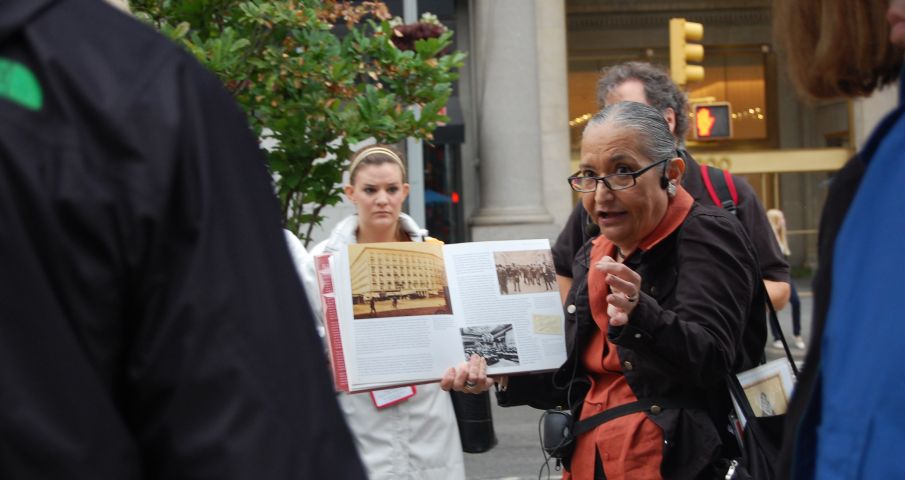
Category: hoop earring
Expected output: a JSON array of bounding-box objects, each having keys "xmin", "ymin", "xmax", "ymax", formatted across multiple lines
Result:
[{"xmin": 667, "ymin": 183, "xmax": 677, "ymax": 198}]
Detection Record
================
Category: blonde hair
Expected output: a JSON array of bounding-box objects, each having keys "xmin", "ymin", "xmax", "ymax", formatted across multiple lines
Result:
[
  {"xmin": 348, "ymin": 145, "xmax": 407, "ymax": 184},
  {"xmin": 766, "ymin": 209, "xmax": 791, "ymax": 256},
  {"xmin": 774, "ymin": 0, "xmax": 902, "ymax": 99}
]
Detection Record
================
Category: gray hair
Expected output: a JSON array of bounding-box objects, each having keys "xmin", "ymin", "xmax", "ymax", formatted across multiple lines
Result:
[
  {"xmin": 585, "ymin": 101, "xmax": 677, "ymax": 166},
  {"xmin": 596, "ymin": 62, "xmax": 689, "ymax": 144}
]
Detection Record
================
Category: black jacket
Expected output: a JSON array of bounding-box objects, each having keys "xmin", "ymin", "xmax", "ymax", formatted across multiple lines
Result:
[
  {"xmin": 501, "ymin": 203, "xmax": 765, "ymax": 479},
  {"xmin": 0, "ymin": 1, "xmax": 365, "ymax": 478}
]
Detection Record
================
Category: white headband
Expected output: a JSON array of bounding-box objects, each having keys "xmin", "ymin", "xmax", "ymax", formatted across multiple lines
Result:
[
  {"xmin": 349, "ymin": 146, "xmax": 405, "ymax": 179},
  {"xmin": 349, "ymin": 146, "xmax": 406, "ymax": 179}
]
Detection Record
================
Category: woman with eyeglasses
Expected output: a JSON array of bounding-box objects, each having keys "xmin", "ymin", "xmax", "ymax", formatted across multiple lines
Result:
[{"xmin": 490, "ymin": 101, "xmax": 765, "ymax": 479}]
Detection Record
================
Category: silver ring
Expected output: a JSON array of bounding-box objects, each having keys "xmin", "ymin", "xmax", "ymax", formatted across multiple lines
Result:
[
  {"xmin": 625, "ymin": 293, "xmax": 638, "ymax": 303},
  {"xmin": 464, "ymin": 380, "xmax": 477, "ymax": 388}
]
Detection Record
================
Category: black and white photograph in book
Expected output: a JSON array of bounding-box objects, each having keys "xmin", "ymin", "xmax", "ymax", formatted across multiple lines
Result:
[
  {"xmin": 493, "ymin": 250, "xmax": 557, "ymax": 295},
  {"xmin": 460, "ymin": 325, "xmax": 520, "ymax": 366}
]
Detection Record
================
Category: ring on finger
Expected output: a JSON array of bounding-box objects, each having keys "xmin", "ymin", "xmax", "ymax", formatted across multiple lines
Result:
[
  {"xmin": 625, "ymin": 292, "xmax": 638, "ymax": 303},
  {"xmin": 464, "ymin": 380, "xmax": 477, "ymax": 388}
]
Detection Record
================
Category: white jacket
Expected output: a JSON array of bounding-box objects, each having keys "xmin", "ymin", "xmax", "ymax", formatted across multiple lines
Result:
[{"xmin": 294, "ymin": 214, "xmax": 465, "ymax": 480}]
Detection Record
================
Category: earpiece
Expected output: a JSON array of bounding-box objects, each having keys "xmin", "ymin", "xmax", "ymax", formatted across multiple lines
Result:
[
  {"xmin": 660, "ymin": 176, "xmax": 669, "ymax": 189},
  {"xmin": 583, "ymin": 208, "xmax": 600, "ymax": 238}
]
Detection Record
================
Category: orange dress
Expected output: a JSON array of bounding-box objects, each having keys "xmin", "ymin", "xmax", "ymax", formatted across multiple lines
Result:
[{"xmin": 565, "ymin": 188, "xmax": 694, "ymax": 480}]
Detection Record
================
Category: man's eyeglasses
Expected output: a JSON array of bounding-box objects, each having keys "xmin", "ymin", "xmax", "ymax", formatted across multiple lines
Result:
[{"xmin": 567, "ymin": 158, "xmax": 668, "ymax": 193}]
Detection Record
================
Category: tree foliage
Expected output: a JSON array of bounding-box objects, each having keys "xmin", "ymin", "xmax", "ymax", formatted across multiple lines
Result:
[{"xmin": 131, "ymin": 0, "xmax": 465, "ymax": 244}]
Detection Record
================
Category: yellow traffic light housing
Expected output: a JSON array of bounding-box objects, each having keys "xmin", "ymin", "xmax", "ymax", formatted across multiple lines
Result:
[
  {"xmin": 692, "ymin": 102, "xmax": 732, "ymax": 140},
  {"xmin": 669, "ymin": 18, "xmax": 704, "ymax": 85}
]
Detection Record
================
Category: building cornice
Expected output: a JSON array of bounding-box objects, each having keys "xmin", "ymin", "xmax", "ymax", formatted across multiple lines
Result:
[
  {"xmin": 568, "ymin": 8, "xmax": 771, "ymax": 31},
  {"xmin": 566, "ymin": 0, "xmax": 770, "ymax": 14}
]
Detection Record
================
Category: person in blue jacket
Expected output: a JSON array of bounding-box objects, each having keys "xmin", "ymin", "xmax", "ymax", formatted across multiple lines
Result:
[{"xmin": 774, "ymin": 0, "xmax": 905, "ymax": 478}]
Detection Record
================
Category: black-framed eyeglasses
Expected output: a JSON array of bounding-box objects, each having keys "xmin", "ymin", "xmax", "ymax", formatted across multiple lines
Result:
[{"xmin": 567, "ymin": 158, "xmax": 668, "ymax": 193}]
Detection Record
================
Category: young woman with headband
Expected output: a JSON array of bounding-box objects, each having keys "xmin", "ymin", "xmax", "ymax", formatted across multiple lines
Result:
[{"xmin": 294, "ymin": 144, "xmax": 467, "ymax": 479}]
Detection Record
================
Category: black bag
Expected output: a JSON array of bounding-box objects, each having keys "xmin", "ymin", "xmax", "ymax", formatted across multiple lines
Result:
[
  {"xmin": 541, "ymin": 407, "xmax": 575, "ymax": 460},
  {"xmin": 449, "ymin": 390, "xmax": 497, "ymax": 453},
  {"xmin": 722, "ymin": 375, "xmax": 787, "ymax": 479},
  {"xmin": 538, "ymin": 363, "xmax": 590, "ymax": 468},
  {"xmin": 721, "ymin": 293, "xmax": 799, "ymax": 480},
  {"xmin": 702, "ymin": 174, "xmax": 798, "ymax": 478}
]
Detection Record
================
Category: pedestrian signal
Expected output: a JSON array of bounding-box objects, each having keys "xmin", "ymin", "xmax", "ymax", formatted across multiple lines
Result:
[
  {"xmin": 669, "ymin": 18, "xmax": 705, "ymax": 85},
  {"xmin": 693, "ymin": 102, "xmax": 732, "ymax": 140}
]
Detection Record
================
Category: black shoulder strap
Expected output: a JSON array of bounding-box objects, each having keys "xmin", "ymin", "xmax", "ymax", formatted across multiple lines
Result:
[
  {"xmin": 761, "ymin": 280, "xmax": 798, "ymax": 376},
  {"xmin": 572, "ymin": 398, "xmax": 691, "ymax": 437},
  {"xmin": 702, "ymin": 165, "xmax": 739, "ymax": 216}
]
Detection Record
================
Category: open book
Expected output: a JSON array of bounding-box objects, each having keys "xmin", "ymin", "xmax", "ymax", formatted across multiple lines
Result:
[{"xmin": 312, "ymin": 238, "xmax": 568, "ymax": 393}]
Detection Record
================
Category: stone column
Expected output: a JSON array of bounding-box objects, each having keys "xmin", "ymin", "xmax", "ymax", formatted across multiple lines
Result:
[
  {"xmin": 536, "ymin": 0, "xmax": 573, "ymax": 234},
  {"xmin": 470, "ymin": 0, "xmax": 560, "ymax": 241}
]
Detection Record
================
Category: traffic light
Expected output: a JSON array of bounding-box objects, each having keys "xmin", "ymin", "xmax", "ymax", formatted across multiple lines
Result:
[
  {"xmin": 669, "ymin": 18, "xmax": 704, "ymax": 85},
  {"xmin": 692, "ymin": 102, "xmax": 732, "ymax": 140}
]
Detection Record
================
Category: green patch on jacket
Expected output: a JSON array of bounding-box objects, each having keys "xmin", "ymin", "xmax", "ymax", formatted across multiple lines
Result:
[{"xmin": 0, "ymin": 58, "xmax": 42, "ymax": 111}]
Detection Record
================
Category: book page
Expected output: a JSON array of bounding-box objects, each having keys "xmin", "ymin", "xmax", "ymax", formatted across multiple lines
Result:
[
  {"xmin": 331, "ymin": 242, "xmax": 463, "ymax": 392},
  {"xmin": 442, "ymin": 239, "xmax": 567, "ymax": 376}
]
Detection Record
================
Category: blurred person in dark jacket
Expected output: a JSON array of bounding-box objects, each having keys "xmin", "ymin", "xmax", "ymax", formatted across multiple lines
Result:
[
  {"xmin": 774, "ymin": 0, "xmax": 905, "ymax": 478},
  {"xmin": 0, "ymin": 0, "xmax": 365, "ymax": 478}
]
